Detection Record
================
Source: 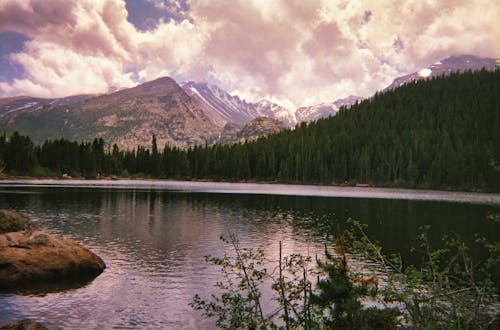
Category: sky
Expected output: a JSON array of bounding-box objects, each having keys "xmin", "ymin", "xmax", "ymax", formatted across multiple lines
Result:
[{"xmin": 0, "ymin": 0, "xmax": 498, "ymax": 109}]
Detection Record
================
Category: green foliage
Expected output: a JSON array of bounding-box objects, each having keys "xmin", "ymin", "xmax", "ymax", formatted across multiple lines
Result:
[
  {"xmin": 191, "ymin": 234, "xmax": 400, "ymax": 329},
  {"xmin": 190, "ymin": 234, "xmax": 272, "ymax": 329},
  {"xmin": 345, "ymin": 219, "xmax": 499, "ymax": 329},
  {"xmin": 271, "ymin": 251, "xmax": 316, "ymax": 329},
  {"xmin": 192, "ymin": 220, "xmax": 498, "ymax": 329},
  {"xmin": 311, "ymin": 235, "xmax": 399, "ymax": 329}
]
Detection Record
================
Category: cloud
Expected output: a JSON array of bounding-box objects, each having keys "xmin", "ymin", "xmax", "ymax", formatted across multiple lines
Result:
[
  {"xmin": 0, "ymin": 40, "xmax": 136, "ymax": 97},
  {"xmin": 0, "ymin": 0, "xmax": 497, "ymax": 107}
]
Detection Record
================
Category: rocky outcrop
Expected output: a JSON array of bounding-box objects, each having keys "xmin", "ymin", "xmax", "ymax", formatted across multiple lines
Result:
[
  {"xmin": 219, "ymin": 122, "xmax": 243, "ymax": 144},
  {"xmin": 220, "ymin": 117, "xmax": 287, "ymax": 144},
  {"xmin": 238, "ymin": 117, "xmax": 287, "ymax": 142},
  {"xmin": 0, "ymin": 210, "xmax": 105, "ymax": 291}
]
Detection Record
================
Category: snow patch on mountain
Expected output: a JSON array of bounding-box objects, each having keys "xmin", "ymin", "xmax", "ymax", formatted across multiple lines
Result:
[
  {"xmin": 7, "ymin": 102, "xmax": 39, "ymax": 114},
  {"xmin": 333, "ymin": 95, "xmax": 364, "ymax": 109},
  {"xmin": 253, "ymin": 99, "xmax": 296, "ymax": 127},
  {"xmin": 384, "ymin": 55, "xmax": 498, "ymax": 91},
  {"xmin": 181, "ymin": 81, "xmax": 256, "ymax": 125},
  {"xmin": 418, "ymin": 68, "xmax": 432, "ymax": 77},
  {"xmin": 295, "ymin": 95, "xmax": 363, "ymax": 123},
  {"xmin": 295, "ymin": 103, "xmax": 337, "ymax": 123}
]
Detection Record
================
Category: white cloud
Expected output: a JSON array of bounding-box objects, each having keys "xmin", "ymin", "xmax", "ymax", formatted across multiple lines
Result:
[
  {"xmin": 0, "ymin": 40, "xmax": 136, "ymax": 97},
  {"xmin": 0, "ymin": 0, "xmax": 497, "ymax": 107}
]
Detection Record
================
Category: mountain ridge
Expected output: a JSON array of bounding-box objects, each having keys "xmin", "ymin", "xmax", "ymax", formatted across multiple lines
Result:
[
  {"xmin": 181, "ymin": 81, "xmax": 296, "ymax": 126},
  {"xmin": 0, "ymin": 76, "xmax": 222, "ymax": 149},
  {"xmin": 384, "ymin": 55, "xmax": 498, "ymax": 91}
]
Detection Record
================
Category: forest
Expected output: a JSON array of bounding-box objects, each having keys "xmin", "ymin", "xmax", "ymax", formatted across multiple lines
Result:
[{"xmin": 1, "ymin": 69, "xmax": 499, "ymax": 192}]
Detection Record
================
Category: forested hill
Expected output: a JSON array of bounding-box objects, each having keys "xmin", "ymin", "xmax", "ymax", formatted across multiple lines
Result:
[
  {"xmin": 182, "ymin": 69, "xmax": 500, "ymax": 191},
  {"xmin": 1, "ymin": 69, "xmax": 499, "ymax": 192}
]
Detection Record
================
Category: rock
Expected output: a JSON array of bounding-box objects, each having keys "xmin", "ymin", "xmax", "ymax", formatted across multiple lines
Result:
[
  {"xmin": 0, "ymin": 320, "xmax": 48, "ymax": 330},
  {"xmin": 220, "ymin": 117, "xmax": 287, "ymax": 144},
  {"xmin": 238, "ymin": 117, "xmax": 286, "ymax": 142},
  {"xmin": 0, "ymin": 210, "xmax": 105, "ymax": 292},
  {"xmin": 0, "ymin": 210, "xmax": 32, "ymax": 234}
]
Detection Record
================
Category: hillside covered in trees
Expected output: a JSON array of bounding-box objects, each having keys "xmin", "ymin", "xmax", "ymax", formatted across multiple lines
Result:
[{"xmin": 1, "ymin": 70, "xmax": 499, "ymax": 191}]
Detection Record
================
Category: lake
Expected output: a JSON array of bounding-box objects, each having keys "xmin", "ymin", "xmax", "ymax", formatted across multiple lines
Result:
[{"xmin": 0, "ymin": 180, "xmax": 499, "ymax": 329}]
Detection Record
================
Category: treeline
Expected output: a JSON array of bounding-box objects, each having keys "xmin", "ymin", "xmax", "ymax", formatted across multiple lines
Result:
[{"xmin": 1, "ymin": 70, "xmax": 499, "ymax": 191}]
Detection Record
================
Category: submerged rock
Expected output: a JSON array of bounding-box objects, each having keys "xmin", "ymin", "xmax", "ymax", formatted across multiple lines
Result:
[
  {"xmin": 0, "ymin": 210, "xmax": 32, "ymax": 234},
  {"xmin": 0, "ymin": 319, "xmax": 48, "ymax": 330},
  {"xmin": 0, "ymin": 210, "xmax": 105, "ymax": 292}
]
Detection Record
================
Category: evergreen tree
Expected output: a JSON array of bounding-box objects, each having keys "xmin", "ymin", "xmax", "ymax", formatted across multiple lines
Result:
[
  {"xmin": 4, "ymin": 132, "xmax": 38, "ymax": 175},
  {"xmin": 150, "ymin": 135, "xmax": 160, "ymax": 177}
]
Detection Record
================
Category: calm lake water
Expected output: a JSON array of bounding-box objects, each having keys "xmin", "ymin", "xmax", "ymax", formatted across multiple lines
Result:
[{"xmin": 0, "ymin": 181, "xmax": 499, "ymax": 329}]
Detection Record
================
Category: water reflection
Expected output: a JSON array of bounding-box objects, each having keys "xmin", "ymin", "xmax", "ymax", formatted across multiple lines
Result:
[{"xmin": 0, "ymin": 187, "xmax": 497, "ymax": 329}]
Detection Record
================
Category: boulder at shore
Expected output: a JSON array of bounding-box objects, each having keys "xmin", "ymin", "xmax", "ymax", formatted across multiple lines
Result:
[{"xmin": 0, "ymin": 210, "xmax": 105, "ymax": 291}]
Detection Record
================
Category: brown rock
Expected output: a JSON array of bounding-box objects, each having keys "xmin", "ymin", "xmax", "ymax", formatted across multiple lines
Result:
[
  {"xmin": 220, "ymin": 117, "xmax": 287, "ymax": 144},
  {"xmin": 0, "ymin": 211, "xmax": 105, "ymax": 291}
]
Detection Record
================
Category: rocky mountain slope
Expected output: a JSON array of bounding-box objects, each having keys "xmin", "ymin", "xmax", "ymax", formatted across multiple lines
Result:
[
  {"xmin": 181, "ymin": 81, "xmax": 296, "ymax": 126},
  {"xmin": 182, "ymin": 80, "xmax": 367, "ymax": 125},
  {"xmin": 181, "ymin": 81, "xmax": 255, "ymax": 125},
  {"xmin": 219, "ymin": 117, "xmax": 287, "ymax": 144},
  {"xmin": 0, "ymin": 94, "xmax": 95, "ymax": 117}
]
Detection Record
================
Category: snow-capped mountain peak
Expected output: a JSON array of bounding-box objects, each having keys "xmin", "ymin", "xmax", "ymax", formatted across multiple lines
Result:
[
  {"xmin": 254, "ymin": 99, "xmax": 296, "ymax": 127},
  {"xmin": 181, "ymin": 81, "xmax": 296, "ymax": 127},
  {"xmin": 294, "ymin": 95, "xmax": 363, "ymax": 123},
  {"xmin": 333, "ymin": 95, "xmax": 364, "ymax": 109},
  {"xmin": 384, "ymin": 55, "xmax": 498, "ymax": 91},
  {"xmin": 295, "ymin": 103, "xmax": 337, "ymax": 123}
]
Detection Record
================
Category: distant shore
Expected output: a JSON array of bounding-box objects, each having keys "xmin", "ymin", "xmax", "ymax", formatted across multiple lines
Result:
[{"xmin": 1, "ymin": 178, "xmax": 499, "ymax": 206}]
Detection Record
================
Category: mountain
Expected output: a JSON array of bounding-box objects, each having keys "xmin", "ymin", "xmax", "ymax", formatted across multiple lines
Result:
[
  {"xmin": 295, "ymin": 95, "xmax": 363, "ymax": 123},
  {"xmin": 181, "ymin": 81, "xmax": 253, "ymax": 126},
  {"xmin": 0, "ymin": 94, "xmax": 95, "ymax": 117},
  {"xmin": 0, "ymin": 77, "xmax": 222, "ymax": 149},
  {"xmin": 333, "ymin": 95, "xmax": 364, "ymax": 109},
  {"xmin": 295, "ymin": 103, "xmax": 337, "ymax": 123},
  {"xmin": 252, "ymin": 100, "xmax": 296, "ymax": 127},
  {"xmin": 238, "ymin": 117, "xmax": 287, "ymax": 142},
  {"xmin": 384, "ymin": 55, "xmax": 498, "ymax": 91},
  {"xmin": 181, "ymin": 81, "xmax": 296, "ymax": 127},
  {"xmin": 220, "ymin": 117, "xmax": 287, "ymax": 144},
  {"xmin": 293, "ymin": 55, "xmax": 496, "ymax": 124},
  {"xmin": 294, "ymin": 55, "xmax": 497, "ymax": 124},
  {"xmin": 157, "ymin": 70, "xmax": 500, "ymax": 191}
]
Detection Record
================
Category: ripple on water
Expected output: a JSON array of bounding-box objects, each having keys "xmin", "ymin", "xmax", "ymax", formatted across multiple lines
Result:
[{"xmin": 0, "ymin": 185, "xmax": 497, "ymax": 329}]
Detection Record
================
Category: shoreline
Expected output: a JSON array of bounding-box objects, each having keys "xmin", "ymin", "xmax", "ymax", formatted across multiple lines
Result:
[{"xmin": 1, "ymin": 178, "xmax": 499, "ymax": 206}]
